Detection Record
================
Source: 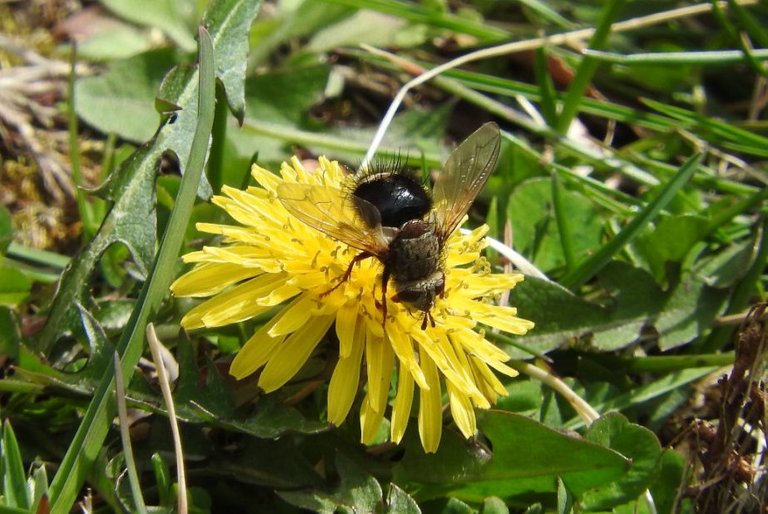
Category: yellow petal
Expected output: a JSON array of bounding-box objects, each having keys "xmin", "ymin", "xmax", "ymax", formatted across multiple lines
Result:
[
  {"xmin": 192, "ymin": 273, "xmax": 292, "ymax": 328},
  {"xmin": 268, "ymin": 293, "xmax": 319, "ymax": 337},
  {"xmin": 360, "ymin": 396, "xmax": 386, "ymax": 445},
  {"xmin": 335, "ymin": 302, "xmax": 359, "ymax": 359},
  {"xmin": 229, "ymin": 317, "xmax": 287, "ymax": 379},
  {"xmin": 446, "ymin": 333, "xmax": 490, "ymax": 409},
  {"xmin": 412, "ymin": 329, "xmax": 477, "ymax": 398},
  {"xmin": 258, "ymin": 314, "xmax": 335, "ymax": 392},
  {"xmin": 390, "ymin": 364, "xmax": 414, "ymax": 444},
  {"xmin": 327, "ymin": 331, "xmax": 364, "ymax": 426},
  {"xmin": 387, "ymin": 319, "xmax": 428, "ymax": 390},
  {"xmin": 418, "ymin": 352, "xmax": 443, "ymax": 454},
  {"xmin": 454, "ymin": 298, "xmax": 535, "ymax": 335},
  {"xmin": 447, "ymin": 382, "xmax": 477, "ymax": 439},
  {"xmin": 170, "ymin": 262, "xmax": 260, "ymax": 297},
  {"xmin": 251, "ymin": 163, "xmax": 282, "ymax": 192},
  {"xmin": 470, "ymin": 355, "xmax": 508, "ymax": 398},
  {"xmin": 365, "ymin": 333, "xmax": 394, "ymax": 415}
]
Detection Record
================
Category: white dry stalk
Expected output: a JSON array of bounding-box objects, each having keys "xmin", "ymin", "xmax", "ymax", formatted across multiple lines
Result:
[{"xmin": 146, "ymin": 323, "xmax": 188, "ymax": 514}]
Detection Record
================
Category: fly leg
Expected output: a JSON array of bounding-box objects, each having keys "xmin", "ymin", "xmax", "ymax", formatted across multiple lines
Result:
[
  {"xmin": 380, "ymin": 267, "xmax": 391, "ymax": 332},
  {"xmin": 321, "ymin": 251, "xmax": 373, "ymax": 297}
]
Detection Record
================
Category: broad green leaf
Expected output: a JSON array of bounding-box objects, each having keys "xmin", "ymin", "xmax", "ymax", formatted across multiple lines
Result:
[
  {"xmin": 483, "ymin": 496, "xmax": 510, "ymax": 514},
  {"xmin": 647, "ymin": 450, "xmax": 686, "ymax": 514},
  {"xmin": 510, "ymin": 261, "xmax": 728, "ymax": 355},
  {"xmin": 507, "ymin": 276, "xmax": 609, "ymax": 357},
  {"xmin": 75, "ymin": 50, "xmax": 180, "ymax": 143},
  {"xmin": 245, "ymin": 64, "xmax": 330, "ymax": 126},
  {"xmin": 580, "ymin": 413, "xmax": 662, "ymax": 510},
  {"xmin": 201, "ymin": 0, "xmax": 261, "ymax": 123},
  {"xmin": 279, "ymin": 453, "xmax": 382, "ymax": 514},
  {"xmin": 599, "ymin": 262, "xmax": 728, "ymax": 351},
  {"xmin": 73, "ymin": 15, "xmax": 153, "ymax": 61},
  {"xmin": 307, "ymin": 10, "xmax": 409, "ymax": 52},
  {"xmin": 507, "ymin": 178, "xmax": 603, "ymax": 272},
  {"xmin": 36, "ymin": 143, "xmax": 158, "ymax": 354},
  {"xmin": 394, "ymin": 410, "xmax": 629, "ymax": 504},
  {"xmin": 655, "ymin": 272, "xmax": 728, "ymax": 350},
  {"xmin": 693, "ymin": 235, "xmax": 760, "ymax": 288},
  {"xmin": 208, "ymin": 396, "xmax": 329, "ymax": 438},
  {"xmin": 560, "ymin": 154, "xmax": 702, "ymax": 289},
  {"xmin": 386, "ymin": 484, "xmax": 421, "ymax": 514},
  {"xmin": 101, "ymin": 0, "xmax": 197, "ymax": 51},
  {"xmin": 635, "ymin": 215, "xmax": 708, "ymax": 281}
]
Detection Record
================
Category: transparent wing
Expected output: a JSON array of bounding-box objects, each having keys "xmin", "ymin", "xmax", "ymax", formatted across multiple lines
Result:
[
  {"xmin": 432, "ymin": 122, "xmax": 500, "ymax": 237},
  {"xmin": 276, "ymin": 183, "xmax": 389, "ymax": 254}
]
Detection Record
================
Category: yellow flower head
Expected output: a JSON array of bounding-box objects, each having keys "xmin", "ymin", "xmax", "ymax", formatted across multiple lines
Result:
[{"xmin": 171, "ymin": 156, "xmax": 534, "ymax": 453}]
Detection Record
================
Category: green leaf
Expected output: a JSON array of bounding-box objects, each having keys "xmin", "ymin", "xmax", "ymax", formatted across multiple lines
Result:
[
  {"xmin": 635, "ymin": 215, "xmax": 708, "ymax": 281},
  {"xmin": 74, "ymin": 18, "xmax": 153, "ymax": 61},
  {"xmin": 580, "ymin": 413, "xmax": 662, "ymax": 510},
  {"xmin": 654, "ymin": 272, "xmax": 728, "ymax": 351},
  {"xmin": 1, "ymin": 420, "xmax": 32, "ymax": 509},
  {"xmin": 245, "ymin": 64, "xmax": 330, "ymax": 126},
  {"xmin": 75, "ymin": 49, "xmax": 180, "ymax": 143},
  {"xmin": 202, "ymin": 0, "xmax": 262, "ymax": 123},
  {"xmin": 507, "ymin": 276, "xmax": 608, "ymax": 357},
  {"xmin": 560, "ymin": 153, "xmax": 703, "ymax": 289},
  {"xmin": 0, "ymin": 264, "xmax": 32, "ymax": 306},
  {"xmin": 599, "ymin": 262, "xmax": 727, "ymax": 351},
  {"xmin": 507, "ymin": 178, "xmax": 603, "ymax": 272},
  {"xmin": 0, "ymin": 204, "xmax": 12, "ymax": 253},
  {"xmin": 101, "ymin": 0, "xmax": 197, "ymax": 51},
  {"xmin": 36, "ymin": 142, "xmax": 158, "ymax": 353},
  {"xmin": 0, "ymin": 307, "xmax": 21, "ymax": 362},
  {"xmin": 693, "ymin": 235, "xmax": 760, "ymax": 288},
  {"xmin": 307, "ymin": 10, "xmax": 409, "ymax": 52},
  {"xmin": 394, "ymin": 410, "xmax": 629, "ymax": 504},
  {"xmin": 482, "ymin": 496, "xmax": 510, "ymax": 514},
  {"xmin": 647, "ymin": 450, "xmax": 686, "ymax": 514},
  {"xmin": 210, "ymin": 396, "xmax": 329, "ymax": 438},
  {"xmin": 386, "ymin": 484, "xmax": 421, "ymax": 514},
  {"xmin": 279, "ymin": 453, "xmax": 382, "ymax": 514}
]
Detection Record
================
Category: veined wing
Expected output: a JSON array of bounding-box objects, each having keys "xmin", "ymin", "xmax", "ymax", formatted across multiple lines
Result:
[
  {"xmin": 432, "ymin": 122, "xmax": 500, "ymax": 237},
  {"xmin": 276, "ymin": 182, "xmax": 389, "ymax": 254}
]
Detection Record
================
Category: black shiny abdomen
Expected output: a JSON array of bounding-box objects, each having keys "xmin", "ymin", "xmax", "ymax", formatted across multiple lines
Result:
[{"xmin": 354, "ymin": 172, "xmax": 431, "ymax": 228}]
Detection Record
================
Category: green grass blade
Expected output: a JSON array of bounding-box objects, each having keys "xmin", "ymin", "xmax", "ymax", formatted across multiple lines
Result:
[
  {"xmin": 517, "ymin": 0, "xmax": 575, "ymax": 28},
  {"xmin": 326, "ymin": 0, "xmax": 508, "ymax": 40},
  {"xmin": 560, "ymin": 153, "xmax": 704, "ymax": 290},
  {"xmin": 551, "ymin": 171, "xmax": 576, "ymax": 271},
  {"xmin": 1, "ymin": 420, "xmax": 32, "ymax": 510},
  {"xmin": 534, "ymin": 47, "xmax": 558, "ymax": 127},
  {"xmin": 47, "ymin": 27, "xmax": 216, "ymax": 514},
  {"xmin": 555, "ymin": 0, "xmax": 625, "ymax": 133}
]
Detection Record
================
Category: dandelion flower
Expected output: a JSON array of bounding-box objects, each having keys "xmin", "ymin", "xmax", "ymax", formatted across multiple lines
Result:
[{"xmin": 171, "ymin": 155, "xmax": 534, "ymax": 453}]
